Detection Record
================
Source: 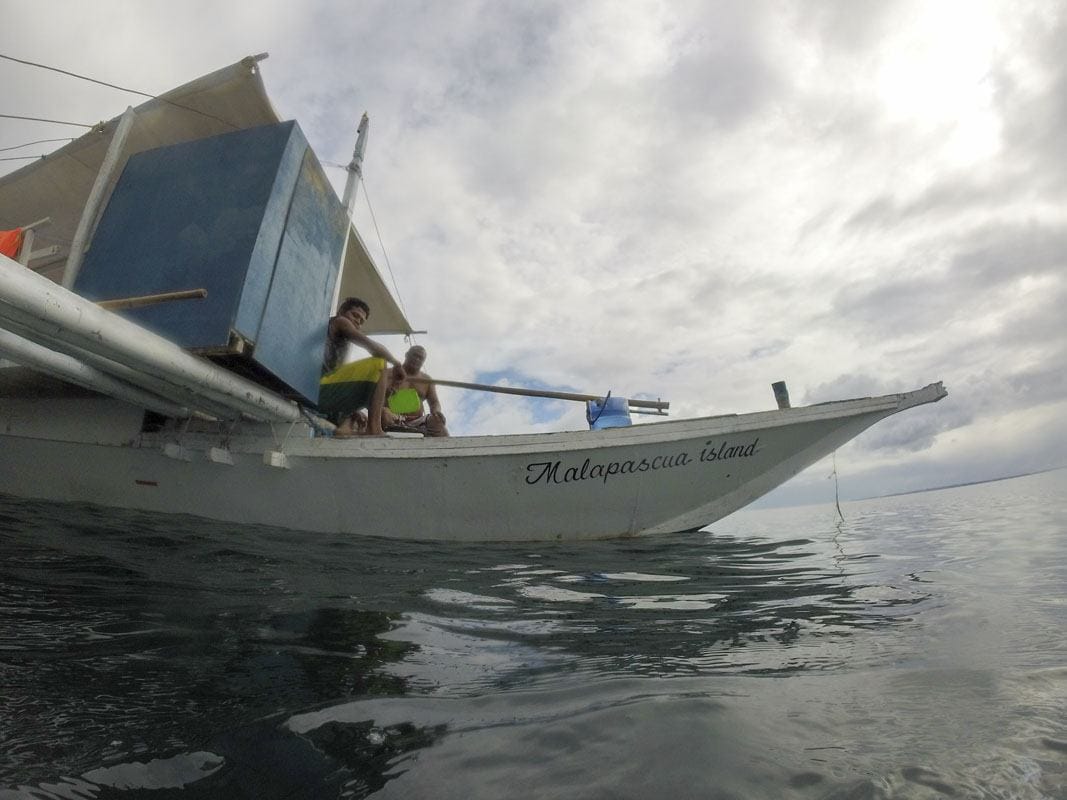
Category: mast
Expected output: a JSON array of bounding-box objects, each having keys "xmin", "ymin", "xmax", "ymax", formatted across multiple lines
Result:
[
  {"xmin": 330, "ymin": 112, "xmax": 369, "ymax": 314},
  {"xmin": 341, "ymin": 112, "xmax": 369, "ymax": 217}
]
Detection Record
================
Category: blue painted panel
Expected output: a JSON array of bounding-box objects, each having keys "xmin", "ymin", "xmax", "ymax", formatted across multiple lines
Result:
[
  {"xmin": 74, "ymin": 121, "xmax": 347, "ymax": 404},
  {"xmin": 233, "ymin": 126, "xmax": 306, "ymax": 340},
  {"xmin": 76, "ymin": 122, "xmax": 299, "ymax": 347},
  {"xmin": 252, "ymin": 151, "xmax": 346, "ymax": 402}
]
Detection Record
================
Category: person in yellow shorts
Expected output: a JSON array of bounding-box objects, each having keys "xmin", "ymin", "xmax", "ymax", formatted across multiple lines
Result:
[{"xmin": 318, "ymin": 297, "xmax": 404, "ymax": 436}]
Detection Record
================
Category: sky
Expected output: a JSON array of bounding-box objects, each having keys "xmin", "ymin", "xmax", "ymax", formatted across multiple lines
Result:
[{"xmin": 1, "ymin": 0, "xmax": 1064, "ymax": 507}]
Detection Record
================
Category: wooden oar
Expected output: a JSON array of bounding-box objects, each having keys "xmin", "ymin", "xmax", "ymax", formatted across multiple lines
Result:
[{"xmin": 408, "ymin": 376, "xmax": 669, "ymax": 412}]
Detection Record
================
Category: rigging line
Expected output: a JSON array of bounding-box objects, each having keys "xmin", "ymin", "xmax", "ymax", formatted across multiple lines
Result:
[
  {"xmin": 0, "ymin": 113, "xmax": 93, "ymax": 127},
  {"xmin": 0, "ymin": 137, "xmax": 74, "ymax": 153},
  {"xmin": 0, "ymin": 53, "xmax": 241, "ymax": 131},
  {"xmin": 360, "ymin": 175, "xmax": 413, "ymax": 334},
  {"xmin": 0, "ymin": 53, "xmax": 155, "ymax": 99}
]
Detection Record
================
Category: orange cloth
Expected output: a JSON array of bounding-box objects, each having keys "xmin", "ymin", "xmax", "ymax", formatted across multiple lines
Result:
[{"xmin": 0, "ymin": 228, "xmax": 22, "ymax": 259}]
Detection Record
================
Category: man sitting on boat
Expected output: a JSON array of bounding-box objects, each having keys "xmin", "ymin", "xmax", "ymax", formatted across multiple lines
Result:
[
  {"xmin": 382, "ymin": 345, "xmax": 449, "ymax": 437},
  {"xmin": 319, "ymin": 297, "xmax": 404, "ymax": 436}
]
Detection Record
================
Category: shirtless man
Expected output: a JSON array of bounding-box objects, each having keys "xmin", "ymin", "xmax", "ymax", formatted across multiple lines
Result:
[
  {"xmin": 382, "ymin": 345, "xmax": 449, "ymax": 437},
  {"xmin": 319, "ymin": 297, "xmax": 404, "ymax": 436}
]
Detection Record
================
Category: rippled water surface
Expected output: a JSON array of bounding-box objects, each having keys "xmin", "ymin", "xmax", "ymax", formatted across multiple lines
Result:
[{"xmin": 2, "ymin": 469, "xmax": 1065, "ymax": 799}]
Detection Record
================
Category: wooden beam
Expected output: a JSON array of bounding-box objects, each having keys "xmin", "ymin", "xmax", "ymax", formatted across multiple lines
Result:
[
  {"xmin": 97, "ymin": 288, "xmax": 207, "ymax": 311},
  {"xmin": 418, "ymin": 377, "xmax": 669, "ymax": 411}
]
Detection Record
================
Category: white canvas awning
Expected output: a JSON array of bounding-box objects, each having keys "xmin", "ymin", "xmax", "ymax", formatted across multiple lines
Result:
[
  {"xmin": 0, "ymin": 55, "xmax": 414, "ymax": 336},
  {"xmin": 336, "ymin": 226, "xmax": 414, "ymax": 335}
]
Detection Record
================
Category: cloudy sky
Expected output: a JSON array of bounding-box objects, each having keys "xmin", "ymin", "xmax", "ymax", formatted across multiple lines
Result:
[{"xmin": 1, "ymin": 0, "xmax": 1064, "ymax": 506}]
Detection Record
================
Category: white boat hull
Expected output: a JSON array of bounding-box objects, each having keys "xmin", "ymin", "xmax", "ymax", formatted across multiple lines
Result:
[{"xmin": 0, "ymin": 383, "xmax": 946, "ymax": 541}]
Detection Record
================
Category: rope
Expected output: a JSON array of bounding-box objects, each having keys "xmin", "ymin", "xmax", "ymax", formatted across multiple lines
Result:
[
  {"xmin": 300, "ymin": 406, "xmax": 335, "ymax": 437},
  {"xmin": 0, "ymin": 53, "xmax": 155, "ymax": 99},
  {"xmin": 0, "ymin": 137, "xmax": 74, "ymax": 153},
  {"xmin": 829, "ymin": 451, "xmax": 845, "ymax": 522},
  {"xmin": 360, "ymin": 175, "xmax": 414, "ymax": 343},
  {"xmin": 0, "ymin": 112, "xmax": 93, "ymax": 127},
  {"xmin": 0, "ymin": 52, "xmax": 242, "ymax": 131}
]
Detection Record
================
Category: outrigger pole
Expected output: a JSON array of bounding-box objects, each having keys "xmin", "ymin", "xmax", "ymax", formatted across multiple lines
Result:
[
  {"xmin": 0, "ymin": 254, "xmax": 302, "ymax": 423},
  {"xmin": 0, "ymin": 327, "xmax": 191, "ymax": 419},
  {"xmin": 412, "ymin": 377, "xmax": 669, "ymax": 414}
]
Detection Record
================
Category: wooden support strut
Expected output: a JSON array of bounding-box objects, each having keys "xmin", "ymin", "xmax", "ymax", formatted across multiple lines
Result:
[{"xmin": 97, "ymin": 288, "xmax": 208, "ymax": 311}]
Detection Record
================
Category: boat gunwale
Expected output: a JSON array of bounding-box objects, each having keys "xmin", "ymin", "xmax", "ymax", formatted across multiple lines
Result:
[{"xmin": 121, "ymin": 383, "xmax": 945, "ymax": 460}]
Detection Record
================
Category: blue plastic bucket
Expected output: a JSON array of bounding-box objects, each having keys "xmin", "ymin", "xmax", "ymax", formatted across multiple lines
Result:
[{"xmin": 586, "ymin": 396, "xmax": 632, "ymax": 430}]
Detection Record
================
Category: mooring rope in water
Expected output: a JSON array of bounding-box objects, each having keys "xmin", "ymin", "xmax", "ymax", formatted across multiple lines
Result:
[{"xmin": 829, "ymin": 451, "xmax": 845, "ymax": 522}]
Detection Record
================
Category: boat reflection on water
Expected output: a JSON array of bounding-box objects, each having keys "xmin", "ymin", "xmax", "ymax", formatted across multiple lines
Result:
[
  {"xmin": 0, "ymin": 495, "xmax": 447, "ymax": 796},
  {"xmin": 254, "ymin": 607, "xmax": 416, "ymax": 699},
  {"xmin": 373, "ymin": 531, "xmax": 930, "ymax": 686},
  {"xmin": 261, "ymin": 530, "xmax": 930, "ymax": 797},
  {"xmin": 195, "ymin": 609, "xmax": 449, "ymax": 799}
]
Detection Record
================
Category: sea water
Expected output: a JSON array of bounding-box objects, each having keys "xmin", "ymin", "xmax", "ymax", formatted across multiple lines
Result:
[{"xmin": 1, "ymin": 469, "xmax": 1065, "ymax": 799}]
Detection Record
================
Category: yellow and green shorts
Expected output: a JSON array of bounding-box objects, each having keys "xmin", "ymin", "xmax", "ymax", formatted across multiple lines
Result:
[{"xmin": 318, "ymin": 357, "xmax": 385, "ymax": 421}]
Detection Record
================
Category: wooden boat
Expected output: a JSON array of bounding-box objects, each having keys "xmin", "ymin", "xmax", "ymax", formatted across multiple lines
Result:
[{"xmin": 0, "ymin": 56, "xmax": 947, "ymax": 541}]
